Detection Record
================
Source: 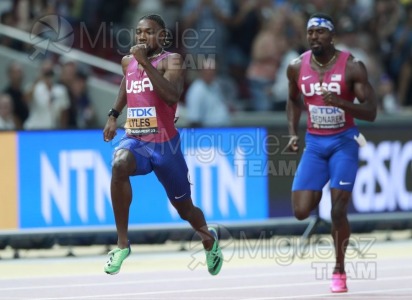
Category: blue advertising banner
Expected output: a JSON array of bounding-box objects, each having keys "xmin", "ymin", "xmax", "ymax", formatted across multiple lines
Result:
[{"xmin": 18, "ymin": 128, "xmax": 268, "ymax": 229}]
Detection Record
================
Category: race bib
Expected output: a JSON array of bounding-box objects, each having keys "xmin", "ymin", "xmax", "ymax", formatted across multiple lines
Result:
[
  {"xmin": 309, "ymin": 104, "xmax": 346, "ymax": 129},
  {"xmin": 124, "ymin": 107, "xmax": 158, "ymax": 135}
]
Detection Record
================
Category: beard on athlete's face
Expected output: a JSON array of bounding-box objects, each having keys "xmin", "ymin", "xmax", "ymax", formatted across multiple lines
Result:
[
  {"xmin": 311, "ymin": 46, "xmax": 323, "ymax": 56},
  {"xmin": 308, "ymin": 34, "xmax": 333, "ymax": 56}
]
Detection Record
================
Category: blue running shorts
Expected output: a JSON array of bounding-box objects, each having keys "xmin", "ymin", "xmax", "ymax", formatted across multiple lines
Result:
[
  {"xmin": 292, "ymin": 127, "xmax": 360, "ymax": 192},
  {"xmin": 113, "ymin": 132, "xmax": 191, "ymax": 201}
]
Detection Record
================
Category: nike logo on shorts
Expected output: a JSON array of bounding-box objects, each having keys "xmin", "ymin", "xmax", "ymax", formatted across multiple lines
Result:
[
  {"xmin": 339, "ymin": 181, "xmax": 351, "ymax": 185},
  {"xmin": 174, "ymin": 193, "xmax": 187, "ymax": 200}
]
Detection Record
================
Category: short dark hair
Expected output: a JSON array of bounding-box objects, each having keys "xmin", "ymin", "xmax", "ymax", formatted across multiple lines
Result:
[
  {"xmin": 309, "ymin": 13, "xmax": 335, "ymax": 28},
  {"xmin": 139, "ymin": 14, "xmax": 166, "ymax": 29}
]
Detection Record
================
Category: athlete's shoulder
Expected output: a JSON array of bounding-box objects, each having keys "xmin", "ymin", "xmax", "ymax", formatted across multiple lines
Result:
[
  {"xmin": 345, "ymin": 52, "xmax": 367, "ymax": 75},
  {"xmin": 346, "ymin": 53, "xmax": 365, "ymax": 66},
  {"xmin": 287, "ymin": 53, "xmax": 304, "ymax": 79},
  {"xmin": 121, "ymin": 55, "xmax": 133, "ymax": 66},
  {"xmin": 163, "ymin": 51, "xmax": 182, "ymax": 62},
  {"xmin": 288, "ymin": 52, "xmax": 306, "ymax": 68},
  {"xmin": 161, "ymin": 51, "xmax": 183, "ymax": 70}
]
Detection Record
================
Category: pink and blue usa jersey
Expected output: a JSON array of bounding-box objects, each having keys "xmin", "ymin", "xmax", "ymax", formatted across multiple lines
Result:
[
  {"xmin": 125, "ymin": 51, "xmax": 178, "ymax": 142},
  {"xmin": 298, "ymin": 50, "xmax": 356, "ymax": 135}
]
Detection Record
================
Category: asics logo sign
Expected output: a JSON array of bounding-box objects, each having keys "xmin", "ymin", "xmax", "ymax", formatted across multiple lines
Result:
[
  {"xmin": 301, "ymin": 82, "xmax": 341, "ymax": 96},
  {"xmin": 126, "ymin": 78, "xmax": 153, "ymax": 94}
]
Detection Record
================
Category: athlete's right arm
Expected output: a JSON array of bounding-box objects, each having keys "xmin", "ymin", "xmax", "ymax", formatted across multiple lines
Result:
[
  {"xmin": 286, "ymin": 58, "xmax": 302, "ymax": 152},
  {"xmin": 103, "ymin": 56, "xmax": 132, "ymax": 142}
]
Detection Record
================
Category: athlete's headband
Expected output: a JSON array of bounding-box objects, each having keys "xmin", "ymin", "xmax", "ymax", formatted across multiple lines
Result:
[{"xmin": 307, "ymin": 17, "xmax": 334, "ymax": 31}]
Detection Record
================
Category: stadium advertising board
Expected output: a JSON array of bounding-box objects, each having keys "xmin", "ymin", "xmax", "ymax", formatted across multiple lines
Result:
[
  {"xmin": 267, "ymin": 126, "xmax": 412, "ymax": 218},
  {"xmin": 17, "ymin": 128, "xmax": 268, "ymax": 229}
]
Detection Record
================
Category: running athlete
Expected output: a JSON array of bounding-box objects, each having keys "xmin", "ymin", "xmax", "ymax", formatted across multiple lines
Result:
[
  {"xmin": 102, "ymin": 14, "xmax": 223, "ymax": 276},
  {"xmin": 286, "ymin": 13, "xmax": 377, "ymax": 293}
]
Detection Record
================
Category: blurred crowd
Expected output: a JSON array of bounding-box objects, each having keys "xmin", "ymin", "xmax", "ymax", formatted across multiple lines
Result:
[{"xmin": 1, "ymin": 0, "xmax": 412, "ymax": 129}]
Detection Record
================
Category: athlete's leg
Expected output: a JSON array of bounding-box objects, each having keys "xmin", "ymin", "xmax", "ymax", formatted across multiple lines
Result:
[
  {"xmin": 330, "ymin": 188, "xmax": 351, "ymax": 274},
  {"xmin": 170, "ymin": 199, "xmax": 215, "ymax": 250},
  {"xmin": 111, "ymin": 149, "xmax": 136, "ymax": 249},
  {"xmin": 328, "ymin": 130, "xmax": 359, "ymax": 274},
  {"xmin": 291, "ymin": 134, "xmax": 329, "ymax": 220},
  {"xmin": 327, "ymin": 130, "xmax": 359, "ymax": 292},
  {"xmin": 104, "ymin": 148, "xmax": 137, "ymax": 275},
  {"xmin": 152, "ymin": 134, "xmax": 215, "ymax": 250}
]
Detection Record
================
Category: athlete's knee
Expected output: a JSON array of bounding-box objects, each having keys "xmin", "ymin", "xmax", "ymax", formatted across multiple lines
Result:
[
  {"xmin": 292, "ymin": 192, "xmax": 314, "ymax": 220},
  {"xmin": 294, "ymin": 208, "xmax": 311, "ymax": 220},
  {"xmin": 112, "ymin": 157, "xmax": 131, "ymax": 179},
  {"xmin": 112, "ymin": 158, "xmax": 127, "ymax": 173},
  {"xmin": 112, "ymin": 155, "xmax": 133, "ymax": 178},
  {"xmin": 331, "ymin": 199, "xmax": 348, "ymax": 225},
  {"xmin": 331, "ymin": 206, "xmax": 347, "ymax": 223}
]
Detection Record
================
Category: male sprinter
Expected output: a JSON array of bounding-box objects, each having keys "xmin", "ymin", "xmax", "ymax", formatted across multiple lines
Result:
[
  {"xmin": 286, "ymin": 13, "xmax": 377, "ymax": 292},
  {"xmin": 103, "ymin": 14, "xmax": 223, "ymax": 276}
]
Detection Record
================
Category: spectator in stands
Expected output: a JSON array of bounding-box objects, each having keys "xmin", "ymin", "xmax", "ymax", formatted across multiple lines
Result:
[
  {"xmin": 0, "ymin": 10, "xmax": 24, "ymax": 51},
  {"xmin": 69, "ymin": 70, "xmax": 96, "ymax": 128},
  {"xmin": 3, "ymin": 61, "xmax": 29, "ymax": 129},
  {"xmin": 0, "ymin": 93, "xmax": 17, "ymax": 130},
  {"xmin": 270, "ymin": 36, "xmax": 299, "ymax": 111},
  {"xmin": 24, "ymin": 60, "xmax": 70, "ymax": 129},
  {"xmin": 388, "ymin": 4, "xmax": 412, "ymax": 104},
  {"xmin": 379, "ymin": 74, "xmax": 399, "ymax": 114},
  {"xmin": 181, "ymin": 0, "xmax": 232, "ymax": 75},
  {"xmin": 227, "ymin": 0, "xmax": 264, "ymax": 101},
  {"xmin": 58, "ymin": 59, "xmax": 95, "ymax": 128},
  {"xmin": 398, "ymin": 53, "xmax": 412, "ymax": 108},
  {"xmin": 246, "ymin": 13, "xmax": 282, "ymax": 111},
  {"xmin": 185, "ymin": 57, "xmax": 231, "ymax": 127}
]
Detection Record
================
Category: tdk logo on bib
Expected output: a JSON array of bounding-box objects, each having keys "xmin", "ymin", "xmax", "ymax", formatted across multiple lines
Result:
[
  {"xmin": 126, "ymin": 78, "xmax": 154, "ymax": 94},
  {"xmin": 127, "ymin": 108, "xmax": 155, "ymax": 117},
  {"xmin": 301, "ymin": 82, "xmax": 342, "ymax": 96},
  {"xmin": 310, "ymin": 106, "xmax": 342, "ymax": 114}
]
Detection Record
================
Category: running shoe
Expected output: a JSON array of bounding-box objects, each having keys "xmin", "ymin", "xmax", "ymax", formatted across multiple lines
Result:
[
  {"xmin": 104, "ymin": 242, "xmax": 131, "ymax": 275},
  {"xmin": 205, "ymin": 227, "xmax": 223, "ymax": 276},
  {"xmin": 330, "ymin": 273, "xmax": 348, "ymax": 293}
]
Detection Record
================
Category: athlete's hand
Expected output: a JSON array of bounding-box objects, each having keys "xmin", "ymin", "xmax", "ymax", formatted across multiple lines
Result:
[
  {"xmin": 287, "ymin": 135, "xmax": 299, "ymax": 152},
  {"xmin": 130, "ymin": 44, "xmax": 148, "ymax": 64},
  {"xmin": 103, "ymin": 117, "xmax": 117, "ymax": 142},
  {"xmin": 321, "ymin": 87, "xmax": 340, "ymax": 107}
]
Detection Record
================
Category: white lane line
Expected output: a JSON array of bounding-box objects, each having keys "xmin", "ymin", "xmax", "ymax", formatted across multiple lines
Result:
[
  {"xmin": 31, "ymin": 275, "xmax": 412, "ymax": 300},
  {"xmin": 0, "ymin": 271, "xmax": 311, "ymax": 291},
  {"xmin": 1, "ymin": 262, "xmax": 410, "ymax": 292},
  {"xmin": 244, "ymin": 287, "xmax": 412, "ymax": 299}
]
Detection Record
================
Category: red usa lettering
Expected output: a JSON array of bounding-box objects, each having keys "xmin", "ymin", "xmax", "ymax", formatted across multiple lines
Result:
[
  {"xmin": 301, "ymin": 82, "xmax": 341, "ymax": 96},
  {"xmin": 126, "ymin": 78, "xmax": 154, "ymax": 94}
]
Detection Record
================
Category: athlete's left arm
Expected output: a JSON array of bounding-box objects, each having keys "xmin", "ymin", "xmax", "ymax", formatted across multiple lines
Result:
[
  {"xmin": 141, "ymin": 53, "xmax": 184, "ymax": 106},
  {"xmin": 323, "ymin": 58, "xmax": 377, "ymax": 121}
]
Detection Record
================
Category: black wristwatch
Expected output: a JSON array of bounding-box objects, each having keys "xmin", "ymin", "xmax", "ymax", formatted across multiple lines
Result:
[{"xmin": 108, "ymin": 108, "xmax": 120, "ymax": 119}]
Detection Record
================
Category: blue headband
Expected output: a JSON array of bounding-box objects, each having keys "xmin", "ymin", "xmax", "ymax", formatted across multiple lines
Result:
[{"xmin": 307, "ymin": 17, "xmax": 334, "ymax": 31}]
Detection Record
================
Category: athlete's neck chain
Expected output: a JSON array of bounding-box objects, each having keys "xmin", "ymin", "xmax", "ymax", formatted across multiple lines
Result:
[{"xmin": 312, "ymin": 52, "xmax": 337, "ymax": 67}]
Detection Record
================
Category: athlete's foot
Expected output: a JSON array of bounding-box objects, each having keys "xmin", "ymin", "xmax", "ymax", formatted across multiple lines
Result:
[
  {"xmin": 104, "ymin": 242, "xmax": 131, "ymax": 275},
  {"xmin": 205, "ymin": 227, "xmax": 223, "ymax": 276},
  {"xmin": 330, "ymin": 272, "xmax": 348, "ymax": 293}
]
